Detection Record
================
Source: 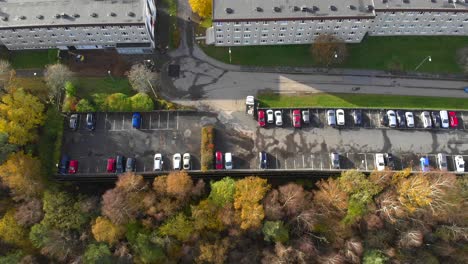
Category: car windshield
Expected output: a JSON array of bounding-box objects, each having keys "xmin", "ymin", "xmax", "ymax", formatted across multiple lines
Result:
[
  {"xmin": 329, "ymin": 112, "xmax": 334, "ymax": 116},
  {"xmin": 389, "ymin": 113, "xmax": 395, "ymax": 116},
  {"xmin": 379, "ymin": 162, "xmax": 384, "ymax": 166},
  {"xmin": 225, "ymin": 162, "xmax": 232, "ymax": 166},
  {"xmin": 175, "ymin": 156, "xmax": 180, "ymax": 160},
  {"xmin": 338, "ymin": 112, "xmax": 343, "ymax": 116},
  {"xmin": 155, "ymin": 157, "xmax": 160, "ymax": 160}
]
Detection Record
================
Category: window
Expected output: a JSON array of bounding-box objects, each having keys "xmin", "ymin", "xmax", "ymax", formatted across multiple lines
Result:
[
  {"xmin": 278, "ymin": 39, "xmax": 284, "ymax": 43},
  {"xmin": 261, "ymin": 33, "xmax": 268, "ymax": 37},
  {"xmin": 280, "ymin": 27, "xmax": 286, "ymax": 31},
  {"xmin": 234, "ymin": 40, "xmax": 240, "ymax": 44},
  {"xmin": 261, "ymin": 39, "xmax": 267, "ymax": 43},
  {"xmin": 300, "ymin": 20, "xmax": 305, "ymax": 24},
  {"xmin": 235, "ymin": 28, "xmax": 241, "ymax": 32},
  {"xmin": 234, "ymin": 22, "xmax": 240, "ymax": 25},
  {"xmin": 216, "ymin": 34, "xmax": 223, "ymax": 38},
  {"xmin": 122, "ymin": 32, "xmax": 128, "ymax": 35},
  {"xmin": 246, "ymin": 22, "xmax": 251, "ymax": 25},
  {"xmin": 263, "ymin": 21, "xmax": 268, "ymax": 25},
  {"xmin": 243, "ymin": 34, "xmax": 250, "ymax": 38},
  {"xmin": 244, "ymin": 40, "xmax": 249, "ymax": 44},
  {"xmin": 216, "ymin": 28, "xmax": 222, "ymax": 32},
  {"xmin": 216, "ymin": 22, "xmax": 222, "ymax": 26},
  {"xmin": 296, "ymin": 32, "xmax": 302, "ymax": 36},
  {"xmin": 279, "ymin": 33, "xmax": 285, "ymax": 37},
  {"xmin": 217, "ymin": 40, "xmax": 223, "ymax": 44},
  {"xmin": 245, "ymin": 28, "xmax": 250, "ymax": 32}
]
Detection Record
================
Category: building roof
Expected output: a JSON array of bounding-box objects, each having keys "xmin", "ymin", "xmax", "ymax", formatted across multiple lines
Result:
[
  {"xmin": 0, "ymin": 0, "xmax": 145, "ymax": 29},
  {"xmin": 374, "ymin": 0, "xmax": 468, "ymax": 11},
  {"xmin": 213, "ymin": 0, "xmax": 377, "ymax": 21}
]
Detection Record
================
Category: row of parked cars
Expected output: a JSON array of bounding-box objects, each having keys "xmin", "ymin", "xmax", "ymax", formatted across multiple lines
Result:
[{"xmin": 69, "ymin": 112, "xmax": 143, "ymax": 130}]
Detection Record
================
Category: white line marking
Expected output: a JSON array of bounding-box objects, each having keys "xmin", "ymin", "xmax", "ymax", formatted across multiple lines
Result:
[
  {"xmin": 176, "ymin": 111, "xmax": 179, "ymax": 130},
  {"xmin": 122, "ymin": 115, "xmax": 125, "ymax": 130},
  {"xmin": 158, "ymin": 113, "xmax": 161, "ymax": 128},
  {"xmin": 275, "ymin": 153, "xmax": 279, "ymax": 169},
  {"xmin": 149, "ymin": 115, "xmax": 152, "ymax": 129},
  {"xmin": 113, "ymin": 119, "xmax": 115, "ymax": 130},
  {"xmin": 320, "ymin": 155, "xmax": 323, "ymax": 170},
  {"xmin": 364, "ymin": 154, "xmax": 368, "ymax": 170},
  {"xmin": 310, "ymin": 154, "xmax": 314, "ymax": 169},
  {"xmin": 294, "ymin": 159, "xmax": 296, "ymax": 169},
  {"xmin": 167, "ymin": 112, "xmax": 170, "ymax": 129},
  {"xmin": 285, "ymin": 161, "xmax": 288, "ymax": 170},
  {"xmin": 105, "ymin": 113, "xmax": 108, "ymax": 129},
  {"xmin": 302, "ymin": 155, "xmax": 305, "ymax": 168},
  {"xmin": 141, "ymin": 115, "xmax": 143, "ymax": 129},
  {"xmin": 462, "ymin": 112, "xmax": 466, "ymax": 130}
]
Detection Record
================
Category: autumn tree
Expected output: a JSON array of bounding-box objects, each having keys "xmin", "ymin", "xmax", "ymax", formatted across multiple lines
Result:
[
  {"xmin": 166, "ymin": 171, "xmax": 194, "ymax": 200},
  {"xmin": 0, "ymin": 209, "xmax": 31, "ymax": 248},
  {"xmin": 313, "ymin": 178, "xmax": 348, "ymax": 216},
  {"xmin": 189, "ymin": 0, "xmax": 212, "ymax": 19},
  {"xmin": 0, "ymin": 152, "xmax": 44, "ymax": 200},
  {"xmin": 310, "ymin": 33, "xmax": 347, "ymax": 66},
  {"xmin": 41, "ymin": 190, "xmax": 90, "ymax": 231},
  {"xmin": 262, "ymin": 221, "xmax": 289, "ymax": 243},
  {"xmin": 83, "ymin": 243, "xmax": 113, "ymax": 264},
  {"xmin": 92, "ymin": 216, "xmax": 126, "ymax": 245},
  {"xmin": 196, "ymin": 238, "xmax": 229, "ymax": 264},
  {"xmin": 126, "ymin": 64, "xmax": 158, "ymax": 97},
  {"xmin": 209, "ymin": 177, "xmax": 236, "ymax": 207},
  {"xmin": 14, "ymin": 198, "xmax": 44, "ymax": 227},
  {"xmin": 0, "ymin": 59, "xmax": 11, "ymax": 75},
  {"xmin": 0, "ymin": 89, "xmax": 45, "ymax": 145},
  {"xmin": 0, "ymin": 132, "xmax": 18, "ymax": 164},
  {"xmin": 344, "ymin": 238, "xmax": 364, "ymax": 264},
  {"xmin": 234, "ymin": 176, "xmax": 270, "ymax": 230},
  {"xmin": 0, "ymin": 60, "xmax": 13, "ymax": 89},
  {"xmin": 29, "ymin": 224, "xmax": 82, "ymax": 262},
  {"xmin": 262, "ymin": 242, "xmax": 308, "ymax": 264},
  {"xmin": 191, "ymin": 199, "xmax": 224, "ymax": 232},
  {"xmin": 398, "ymin": 230, "xmax": 424, "ymax": 248},
  {"xmin": 158, "ymin": 213, "xmax": 194, "ymax": 242},
  {"xmin": 43, "ymin": 63, "xmax": 73, "ymax": 104}
]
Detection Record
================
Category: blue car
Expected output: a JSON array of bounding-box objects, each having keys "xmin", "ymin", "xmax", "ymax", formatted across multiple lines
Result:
[
  {"xmin": 59, "ymin": 155, "xmax": 70, "ymax": 174},
  {"xmin": 420, "ymin": 157, "xmax": 430, "ymax": 172},
  {"xmin": 132, "ymin": 113, "xmax": 141, "ymax": 129}
]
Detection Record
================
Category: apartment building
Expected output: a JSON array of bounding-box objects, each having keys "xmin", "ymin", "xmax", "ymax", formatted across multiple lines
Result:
[
  {"xmin": 0, "ymin": 0, "xmax": 157, "ymax": 54},
  {"xmin": 207, "ymin": 0, "xmax": 468, "ymax": 46}
]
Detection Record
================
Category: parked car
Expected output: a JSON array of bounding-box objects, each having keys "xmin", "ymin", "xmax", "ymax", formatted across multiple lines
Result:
[
  {"xmin": 225, "ymin": 152, "xmax": 233, "ymax": 170},
  {"xmin": 274, "ymin": 110, "xmax": 283, "ymax": 126},
  {"xmin": 431, "ymin": 111, "xmax": 441, "ymax": 128},
  {"xmin": 352, "ymin": 109, "xmax": 362, "ymax": 126},
  {"xmin": 259, "ymin": 151, "xmax": 268, "ymax": 169},
  {"xmin": 385, "ymin": 153, "xmax": 395, "ymax": 170},
  {"xmin": 154, "ymin": 153, "xmax": 163, "ymax": 171},
  {"xmin": 387, "ymin": 110, "xmax": 397, "ymax": 128},
  {"xmin": 421, "ymin": 111, "xmax": 432, "ymax": 128},
  {"xmin": 183, "ymin": 153, "xmax": 191, "ymax": 170},
  {"xmin": 302, "ymin": 110, "xmax": 310, "ymax": 124},
  {"xmin": 336, "ymin": 109, "xmax": 345, "ymax": 126},
  {"xmin": 68, "ymin": 160, "xmax": 78, "ymax": 174},
  {"xmin": 375, "ymin": 153, "xmax": 385, "ymax": 171},
  {"xmin": 59, "ymin": 155, "xmax": 70, "ymax": 174},
  {"xmin": 449, "ymin": 111, "xmax": 458, "ymax": 128},
  {"xmin": 258, "ymin": 110, "xmax": 266, "ymax": 127},
  {"xmin": 454, "ymin": 155, "xmax": 465, "ymax": 173},
  {"xmin": 440, "ymin": 110, "xmax": 449, "ymax": 129},
  {"xmin": 173, "ymin": 153, "xmax": 181, "ymax": 170},
  {"xmin": 266, "ymin": 109, "xmax": 274, "ymax": 124},
  {"xmin": 436, "ymin": 153, "xmax": 448, "ymax": 171},
  {"xmin": 292, "ymin": 110, "xmax": 301, "ymax": 128},
  {"xmin": 396, "ymin": 110, "xmax": 406, "ymax": 128},
  {"xmin": 126, "ymin": 157, "xmax": 135, "ymax": 172},
  {"xmin": 215, "ymin": 151, "xmax": 223, "ymax": 170},
  {"xmin": 69, "ymin": 114, "xmax": 79, "ymax": 130},
  {"xmin": 116, "ymin": 155, "xmax": 125, "ymax": 173},
  {"xmin": 380, "ymin": 110, "xmax": 388, "ymax": 127},
  {"xmin": 132, "ymin": 112, "xmax": 141, "ymax": 129},
  {"xmin": 405, "ymin": 112, "xmax": 415, "ymax": 128},
  {"xmin": 107, "ymin": 158, "xmax": 116, "ymax": 173},
  {"xmin": 86, "ymin": 113, "xmax": 96, "ymax": 131},
  {"xmin": 330, "ymin": 152, "xmax": 340, "ymax": 169},
  {"xmin": 420, "ymin": 157, "xmax": 430, "ymax": 172},
  {"xmin": 327, "ymin": 110, "xmax": 336, "ymax": 127}
]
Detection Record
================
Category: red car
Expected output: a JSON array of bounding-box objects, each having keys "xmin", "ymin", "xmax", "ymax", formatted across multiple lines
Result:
[
  {"xmin": 68, "ymin": 160, "xmax": 78, "ymax": 174},
  {"xmin": 448, "ymin": 111, "xmax": 458, "ymax": 128},
  {"xmin": 215, "ymin": 151, "xmax": 223, "ymax": 170},
  {"xmin": 258, "ymin": 110, "xmax": 266, "ymax": 127},
  {"xmin": 292, "ymin": 110, "xmax": 301, "ymax": 128},
  {"xmin": 107, "ymin": 158, "xmax": 116, "ymax": 173}
]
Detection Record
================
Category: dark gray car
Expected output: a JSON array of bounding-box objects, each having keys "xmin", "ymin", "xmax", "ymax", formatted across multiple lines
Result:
[
  {"xmin": 125, "ymin": 158, "xmax": 135, "ymax": 172},
  {"xmin": 396, "ymin": 110, "xmax": 406, "ymax": 128},
  {"xmin": 116, "ymin": 155, "xmax": 125, "ymax": 173},
  {"xmin": 352, "ymin": 109, "xmax": 362, "ymax": 126}
]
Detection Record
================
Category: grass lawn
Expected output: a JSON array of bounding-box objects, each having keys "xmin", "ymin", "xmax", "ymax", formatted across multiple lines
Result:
[
  {"xmin": 8, "ymin": 77, "xmax": 49, "ymax": 101},
  {"xmin": 201, "ymin": 36, "xmax": 468, "ymax": 73},
  {"xmin": 258, "ymin": 93, "xmax": 468, "ymax": 110},
  {"xmin": 75, "ymin": 77, "xmax": 133, "ymax": 100},
  {"xmin": 36, "ymin": 108, "xmax": 63, "ymax": 177},
  {"xmin": 9, "ymin": 49, "xmax": 59, "ymax": 69}
]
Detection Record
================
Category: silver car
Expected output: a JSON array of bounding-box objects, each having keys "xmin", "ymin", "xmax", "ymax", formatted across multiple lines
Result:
[
  {"xmin": 330, "ymin": 152, "xmax": 340, "ymax": 169},
  {"xmin": 387, "ymin": 110, "xmax": 397, "ymax": 128},
  {"xmin": 436, "ymin": 153, "xmax": 447, "ymax": 171},
  {"xmin": 327, "ymin": 110, "xmax": 336, "ymax": 127},
  {"xmin": 405, "ymin": 112, "xmax": 415, "ymax": 128},
  {"xmin": 302, "ymin": 110, "xmax": 310, "ymax": 124},
  {"xmin": 421, "ymin": 111, "xmax": 432, "ymax": 128}
]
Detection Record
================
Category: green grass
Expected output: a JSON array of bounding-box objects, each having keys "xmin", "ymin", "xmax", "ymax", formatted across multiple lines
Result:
[
  {"xmin": 258, "ymin": 93, "xmax": 468, "ymax": 110},
  {"xmin": 10, "ymin": 49, "xmax": 59, "ymax": 69},
  {"xmin": 201, "ymin": 36, "xmax": 468, "ymax": 73},
  {"xmin": 36, "ymin": 108, "xmax": 63, "ymax": 177},
  {"xmin": 75, "ymin": 77, "xmax": 133, "ymax": 101}
]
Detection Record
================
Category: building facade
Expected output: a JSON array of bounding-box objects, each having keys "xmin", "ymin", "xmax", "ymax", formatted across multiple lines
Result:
[
  {"xmin": 208, "ymin": 0, "xmax": 468, "ymax": 46},
  {"xmin": 0, "ymin": 0, "xmax": 157, "ymax": 54}
]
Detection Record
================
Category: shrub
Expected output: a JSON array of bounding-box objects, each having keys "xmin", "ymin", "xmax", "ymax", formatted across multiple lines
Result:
[
  {"xmin": 105, "ymin": 93, "xmax": 131, "ymax": 111},
  {"xmin": 91, "ymin": 93, "xmax": 108, "ymax": 111},
  {"xmin": 200, "ymin": 126, "xmax": 215, "ymax": 171},
  {"xmin": 130, "ymin": 93, "xmax": 154, "ymax": 111},
  {"xmin": 62, "ymin": 95, "xmax": 78, "ymax": 112},
  {"xmin": 76, "ymin": 99, "xmax": 96, "ymax": 112},
  {"xmin": 64, "ymin": 81, "xmax": 76, "ymax": 97}
]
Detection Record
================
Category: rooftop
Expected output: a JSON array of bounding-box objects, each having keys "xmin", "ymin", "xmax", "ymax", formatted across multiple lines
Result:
[
  {"xmin": 373, "ymin": 0, "xmax": 468, "ymax": 10},
  {"xmin": 0, "ymin": 0, "xmax": 145, "ymax": 29}
]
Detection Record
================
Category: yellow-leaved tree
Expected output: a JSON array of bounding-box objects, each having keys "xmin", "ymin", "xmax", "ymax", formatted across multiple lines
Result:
[
  {"xmin": 234, "ymin": 176, "xmax": 270, "ymax": 230},
  {"xmin": 91, "ymin": 216, "xmax": 126, "ymax": 245},
  {"xmin": 189, "ymin": 0, "xmax": 212, "ymax": 19}
]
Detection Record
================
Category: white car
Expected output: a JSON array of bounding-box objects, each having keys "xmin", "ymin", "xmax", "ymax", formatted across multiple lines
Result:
[
  {"xmin": 455, "ymin": 155, "xmax": 465, "ymax": 173},
  {"xmin": 436, "ymin": 153, "xmax": 448, "ymax": 171},
  {"xmin": 440, "ymin": 110, "xmax": 449, "ymax": 129},
  {"xmin": 405, "ymin": 112, "xmax": 415, "ymax": 128},
  {"xmin": 387, "ymin": 110, "xmax": 397, "ymax": 128},
  {"xmin": 327, "ymin": 110, "xmax": 336, "ymax": 127},
  {"xmin": 274, "ymin": 110, "xmax": 283, "ymax": 126},
  {"xmin": 225, "ymin": 152, "xmax": 233, "ymax": 170},
  {"xmin": 183, "ymin": 153, "xmax": 191, "ymax": 170},
  {"xmin": 302, "ymin": 110, "xmax": 310, "ymax": 123},
  {"xmin": 266, "ymin": 109, "xmax": 274, "ymax": 124},
  {"xmin": 173, "ymin": 153, "xmax": 181, "ymax": 170},
  {"xmin": 154, "ymin": 153, "xmax": 163, "ymax": 171},
  {"xmin": 421, "ymin": 111, "xmax": 432, "ymax": 128},
  {"xmin": 336, "ymin": 109, "xmax": 345, "ymax": 126},
  {"xmin": 375, "ymin": 153, "xmax": 385, "ymax": 171}
]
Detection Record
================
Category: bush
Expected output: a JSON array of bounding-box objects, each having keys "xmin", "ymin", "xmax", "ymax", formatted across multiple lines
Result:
[
  {"xmin": 200, "ymin": 126, "xmax": 215, "ymax": 171},
  {"xmin": 62, "ymin": 95, "xmax": 78, "ymax": 112},
  {"xmin": 64, "ymin": 81, "xmax": 76, "ymax": 97},
  {"xmin": 91, "ymin": 93, "xmax": 108, "ymax": 111},
  {"xmin": 76, "ymin": 99, "xmax": 96, "ymax": 112},
  {"xmin": 156, "ymin": 98, "xmax": 177, "ymax": 110},
  {"xmin": 130, "ymin": 93, "xmax": 154, "ymax": 111},
  {"xmin": 105, "ymin": 93, "xmax": 131, "ymax": 112}
]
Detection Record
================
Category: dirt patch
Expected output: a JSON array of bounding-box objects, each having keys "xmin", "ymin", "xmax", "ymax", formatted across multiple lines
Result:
[
  {"xmin": 456, "ymin": 47, "xmax": 468, "ymax": 74},
  {"xmin": 63, "ymin": 50, "xmax": 131, "ymax": 77}
]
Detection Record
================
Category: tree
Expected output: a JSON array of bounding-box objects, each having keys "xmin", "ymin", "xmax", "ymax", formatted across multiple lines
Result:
[
  {"xmin": 35, "ymin": 228, "xmax": 82, "ymax": 262},
  {"xmin": 313, "ymin": 178, "xmax": 348, "ymax": 215},
  {"xmin": 15, "ymin": 198, "xmax": 44, "ymax": 227},
  {"xmin": 43, "ymin": 63, "xmax": 73, "ymax": 103},
  {"xmin": 0, "ymin": 152, "xmax": 44, "ymax": 200},
  {"xmin": 0, "ymin": 209, "xmax": 30, "ymax": 248},
  {"xmin": 310, "ymin": 33, "xmax": 347, "ymax": 66},
  {"xmin": 189, "ymin": 0, "xmax": 212, "ymax": 19},
  {"xmin": 0, "ymin": 132, "xmax": 17, "ymax": 164},
  {"xmin": 262, "ymin": 221, "xmax": 289, "ymax": 243},
  {"xmin": 0, "ymin": 60, "xmax": 11, "ymax": 74},
  {"xmin": 83, "ymin": 244, "xmax": 113, "ymax": 264},
  {"xmin": 158, "ymin": 213, "xmax": 194, "ymax": 242},
  {"xmin": 399, "ymin": 230, "xmax": 424, "ymax": 248},
  {"xmin": 196, "ymin": 238, "xmax": 229, "ymax": 264},
  {"xmin": 76, "ymin": 99, "xmax": 96, "ymax": 112},
  {"xmin": 0, "ymin": 89, "xmax": 45, "ymax": 145},
  {"xmin": 191, "ymin": 199, "xmax": 224, "ymax": 232},
  {"xmin": 42, "ymin": 190, "xmax": 89, "ymax": 231},
  {"xmin": 64, "ymin": 81, "xmax": 76, "ymax": 97},
  {"xmin": 234, "ymin": 177, "xmax": 270, "ymax": 230},
  {"xmin": 209, "ymin": 177, "xmax": 236, "ymax": 207},
  {"xmin": 105, "ymin": 93, "xmax": 131, "ymax": 111},
  {"xmin": 166, "ymin": 171, "xmax": 194, "ymax": 200},
  {"xmin": 126, "ymin": 64, "xmax": 158, "ymax": 96},
  {"xmin": 277, "ymin": 183, "xmax": 308, "ymax": 217},
  {"xmin": 130, "ymin": 93, "xmax": 154, "ymax": 111},
  {"xmin": 0, "ymin": 251, "xmax": 25, "ymax": 264},
  {"xmin": 92, "ymin": 217, "xmax": 126, "ymax": 245},
  {"xmin": 362, "ymin": 250, "xmax": 388, "ymax": 264}
]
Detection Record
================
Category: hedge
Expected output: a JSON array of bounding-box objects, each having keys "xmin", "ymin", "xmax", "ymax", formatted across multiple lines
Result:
[
  {"xmin": 200, "ymin": 126, "xmax": 215, "ymax": 171},
  {"xmin": 105, "ymin": 93, "xmax": 132, "ymax": 111},
  {"xmin": 131, "ymin": 93, "xmax": 154, "ymax": 111}
]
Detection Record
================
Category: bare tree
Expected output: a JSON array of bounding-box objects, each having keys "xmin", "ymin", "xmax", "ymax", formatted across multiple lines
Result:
[
  {"xmin": 0, "ymin": 60, "xmax": 11, "ymax": 74},
  {"xmin": 126, "ymin": 64, "xmax": 158, "ymax": 97},
  {"xmin": 14, "ymin": 198, "xmax": 44, "ymax": 227},
  {"xmin": 344, "ymin": 238, "xmax": 363, "ymax": 264},
  {"xmin": 0, "ymin": 60, "xmax": 13, "ymax": 90},
  {"xmin": 399, "ymin": 230, "xmax": 424, "ymax": 248},
  {"xmin": 310, "ymin": 34, "xmax": 347, "ymax": 66},
  {"xmin": 44, "ymin": 63, "xmax": 73, "ymax": 105}
]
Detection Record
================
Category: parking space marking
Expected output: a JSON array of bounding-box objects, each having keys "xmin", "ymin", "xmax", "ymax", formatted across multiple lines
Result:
[
  {"xmin": 462, "ymin": 112, "xmax": 466, "ymax": 130},
  {"xmin": 158, "ymin": 113, "xmax": 161, "ymax": 128},
  {"xmin": 364, "ymin": 154, "xmax": 368, "ymax": 170},
  {"xmin": 167, "ymin": 112, "xmax": 170, "ymax": 129},
  {"xmin": 177, "ymin": 112, "xmax": 179, "ymax": 130},
  {"xmin": 149, "ymin": 115, "xmax": 152, "ymax": 129},
  {"xmin": 122, "ymin": 115, "xmax": 125, "ymax": 130},
  {"xmin": 302, "ymin": 155, "xmax": 305, "ymax": 168},
  {"xmin": 293, "ymin": 159, "xmax": 296, "ymax": 169},
  {"xmin": 275, "ymin": 153, "xmax": 279, "ymax": 169}
]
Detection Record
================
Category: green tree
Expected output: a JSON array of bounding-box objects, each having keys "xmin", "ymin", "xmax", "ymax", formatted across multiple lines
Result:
[
  {"xmin": 83, "ymin": 244, "xmax": 113, "ymax": 264},
  {"xmin": 0, "ymin": 209, "xmax": 30, "ymax": 248},
  {"xmin": 262, "ymin": 221, "xmax": 289, "ymax": 243},
  {"xmin": 42, "ymin": 190, "xmax": 88, "ymax": 231},
  {"xmin": 130, "ymin": 93, "xmax": 154, "ymax": 111},
  {"xmin": 209, "ymin": 177, "xmax": 236, "ymax": 206},
  {"xmin": 158, "ymin": 213, "xmax": 194, "ymax": 242},
  {"xmin": 191, "ymin": 199, "xmax": 224, "ymax": 232},
  {"xmin": 0, "ymin": 251, "xmax": 25, "ymax": 264},
  {"xmin": 105, "ymin": 93, "xmax": 131, "ymax": 111},
  {"xmin": 362, "ymin": 250, "xmax": 389, "ymax": 264},
  {"xmin": 0, "ymin": 88, "xmax": 45, "ymax": 145},
  {"xmin": 0, "ymin": 132, "xmax": 17, "ymax": 164},
  {"xmin": 29, "ymin": 223, "xmax": 49, "ymax": 248},
  {"xmin": 76, "ymin": 99, "xmax": 96, "ymax": 112},
  {"xmin": 64, "ymin": 81, "xmax": 76, "ymax": 97},
  {"xmin": 132, "ymin": 233, "xmax": 166, "ymax": 264}
]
